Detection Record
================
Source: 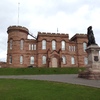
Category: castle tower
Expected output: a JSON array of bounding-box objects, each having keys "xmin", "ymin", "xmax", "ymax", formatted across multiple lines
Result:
[{"xmin": 7, "ymin": 26, "xmax": 29, "ymax": 68}]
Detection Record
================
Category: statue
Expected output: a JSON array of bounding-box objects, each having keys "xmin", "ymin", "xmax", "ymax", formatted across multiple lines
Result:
[{"xmin": 87, "ymin": 26, "xmax": 96, "ymax": 46}]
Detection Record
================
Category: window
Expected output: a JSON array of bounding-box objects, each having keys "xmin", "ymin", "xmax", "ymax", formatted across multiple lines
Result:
[
  {"xmin": 42, "ymin": 40, "xmax": 46, "ymax": 50},
  {"xmin": 69, "ymin": 46, "xmax": 71, "ymax": 51},
  {"xmin": 9, "ymin": 55, "xmax": 12, "ymax": 64},
  {"xmin": 32, "ymin": 44, "xmax": 34, "ymax": 50},
  {"xmin": 61, "ymin": 41, "xmax": 65, "ymax": 50},
  {"xmin": 83, "ymin": 42, "xmax": 87, "ymax": 52},
  {"xmin": 34, "ymin": 44, "xmax": 36, "ymax": 50},
  {"xmin": 29, "ymin": 44, "xmax": 31, "ymax": 50},
  {"xmin": 10, "ymin": 39, "xmax": 13, "ymax": 50},
  {"xmin": 73, "ymin": 46, "xmax": 75, "ymax": 51},
  {"xmin": 52, "ymin": 40, "xmax": 56, "ymax": 50},
  {"xmin": 84, "ymin": 57, "xmax": 88, "ymax": 65},
  {"xmin": 20, "ymin": 56, "xmax": 23, "ymax": 64},
  {"xmin": 30, "ymin": 56, "xmax": 34, "ymax": 64},
  {"xmin": 29, "ymin": 44, "xmax": 36, "ymax": 50},
  {"xmin": 69, "ymin": 46, "xmax": 75, "ymax": 52},
  {"xmin": 62, "ymin": 56, "xmax": 66, "ymax": 64},
  {"xmin": 71, "ymin": 57, "xmax": 75, "ymax": 64},
  {"xmin": 42, "ymin": 56, "xmax": 46, "ymax": 64},
  {"xmin": 20, "ymin": 39, "xmax": 24, "ymax": 50}
]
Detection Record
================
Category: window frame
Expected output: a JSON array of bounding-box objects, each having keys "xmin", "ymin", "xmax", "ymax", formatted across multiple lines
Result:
[
  {"xmin": 62, "ymin": 56, "xmax": 66, "ymax": 64},
  {"xmin": 52, "ymin": 40, "xmax": 56, "ymax": 50},
  {"xmin": 61, "ymin": 41, "xmax": 66, "ymax": 50},
  {"xmin": 20, "ymin": 55, "xmax": 23, "ymax": 64},
  {"xmin": 30, "ymin": 56, "xmax": 34, "ymax": 64},
  {"xmin": 83, "ymin": 42, "xmax": 87, "ymax": 52},
  {"xmin": 42, "ymin": 40, "xmax": 46, "ymax": 50},
  {"xmin": 20, "ymin": 39, "xmax": 24, "ymax": 50},
  {"xmin": 71, "ymin": 57, "xmax": 75, "ymax": 64},
  {"xmin": 42, "ymin": 56, "xmax": 46, "ymax": 64},
  {"xmin": 10, "ymin": 39, "xmax": 13, "ymax": 50}
]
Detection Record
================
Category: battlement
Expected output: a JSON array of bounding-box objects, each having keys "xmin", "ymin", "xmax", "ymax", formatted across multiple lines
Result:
[
  {"xmin": 70, "ymin": 33, "xmax": 87, "ymax": 41},
  {"xmin": 7, "ymin": 25, "xmax": 29, "ymax": 34},
  {"xmin": 38, "ymin": 32, "xmax": 69, "ymax": 37}
]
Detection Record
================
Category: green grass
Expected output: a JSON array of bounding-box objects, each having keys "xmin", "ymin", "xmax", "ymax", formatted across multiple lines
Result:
[
  {"xmin": 0, "ymin": 67, "xmax": 85, "ymax": 75},
  {"xmin": 0, "ymin": 79, "xmax": 99, "ymax": 100}
]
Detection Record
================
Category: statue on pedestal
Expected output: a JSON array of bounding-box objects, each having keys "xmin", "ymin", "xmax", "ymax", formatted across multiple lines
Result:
[
  {"xmin": 87, "ymin": 26, "xmax": 96, "ymax": 46},
  {"xmin": 78, "ymin": 26, "xmax": 100, "ymax": 80}
]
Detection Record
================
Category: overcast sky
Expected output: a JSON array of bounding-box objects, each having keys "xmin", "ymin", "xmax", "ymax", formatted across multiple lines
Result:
[{"xmin": 0, "ymin": 0, "xmax": 100, "ymax": 62}]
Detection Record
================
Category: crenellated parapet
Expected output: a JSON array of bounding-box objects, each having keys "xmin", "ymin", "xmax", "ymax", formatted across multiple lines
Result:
[
  {"xmin": 7, "ymin": 25, "xmax": 29, "ymax": 34},
  {"xmin": 38, "ymin": 32, "xmax": 69, "ymax": 37},
  {"xmin": 70, "ymin": 33, "xmax": 87, "ymax": 41}
]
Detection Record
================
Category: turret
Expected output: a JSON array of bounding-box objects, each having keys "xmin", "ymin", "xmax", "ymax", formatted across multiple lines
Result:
[{"xmin": 7, "ymin": 26, "xmax": 29, "ymax": 67}]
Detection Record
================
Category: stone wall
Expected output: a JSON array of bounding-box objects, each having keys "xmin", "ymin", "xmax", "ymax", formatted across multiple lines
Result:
[{"xmin": 7, "ymin": 26, "xmax": 88, "ymax": 68}]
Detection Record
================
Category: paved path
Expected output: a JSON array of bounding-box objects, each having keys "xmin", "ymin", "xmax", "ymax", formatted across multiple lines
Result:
[{"xmin": 0, "ymin": 74, "xmax": 100, "ymax": 88}]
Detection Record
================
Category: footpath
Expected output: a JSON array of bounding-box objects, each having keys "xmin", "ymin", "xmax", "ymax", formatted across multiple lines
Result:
[{"xmin": 0, "ymin": 74, "xmax": 100, "ymax": 88}]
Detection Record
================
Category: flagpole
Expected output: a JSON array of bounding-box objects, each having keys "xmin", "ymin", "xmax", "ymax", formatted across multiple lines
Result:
[{"xmin": 18, "ymin": 2, "xmax": 20, "ymax": 25}]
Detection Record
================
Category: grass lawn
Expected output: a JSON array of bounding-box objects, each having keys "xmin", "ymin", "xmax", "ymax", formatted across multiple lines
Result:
[
  {"xmin": 0, "ymin": 67, "xmax": 85, "ymax": 75},
  {"xmin": 0, "ymin": 79, "xmax": 100, "ymax": 100}
]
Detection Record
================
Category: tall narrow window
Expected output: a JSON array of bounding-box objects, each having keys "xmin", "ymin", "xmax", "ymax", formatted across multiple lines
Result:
[
  {"xmin": 62, "ymin": 56, "xmax": 66, "ymax": 64},
  {"xmin": 29, "ymin": 44, "xmax": 31, "ymax": 50},
  {"xmin": 69, "ymin": 46, "xmax": 71, "ymax": 51},
  {"xmin": 32, "ymin": 44, "xmax": 34, "ymax": 50},
  {"xmin": 10, "ymin": 39, "xmax": 13, "ymax": 50},
  {"xmin": 20, "ymin": 56, "xmax": 23, "ymax": 64},
  {"xmin": 34, "ymin": 44, "xmax": 36, "ymax": 50},
  {"xmin": 61, "ymin": 41, "xmax": 65, "ymax": 50},
  {"xmin": 20, "ymin": 39, "xmax": 24, "ymax": 50},
  {"xmin": 52, "ymin": 40, "xmax": 56, "ymax": 50},
  {"xmin": 42, "ymin": 56, "xmax": 46, "ymax": 64},
  {"xmin": 42, "ymin": 40, "xmax": 46, "ymax": 50},
  {"xmin": 73, "ymin": 46, "xmax": 75, "ymax": 51},
  {"xmin": 84, "ymin": 57, "xmax": 88, "ymax": 65},
  {"xmin": 83, "ymin": 42, "xmax": 87, "ymax": 52},
  {"xmin": 9, "ymin": 55, "xmax": 12, "ymax": 64},
  {"xmin": 71, "ymin": 57, "xmax": 75, "ymax": 64},
  {"xmin": 30, "ymin": 56, "xmax": 34, "ymax": 64}
]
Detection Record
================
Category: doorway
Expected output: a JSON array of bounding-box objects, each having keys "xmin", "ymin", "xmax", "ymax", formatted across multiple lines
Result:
[{"xmin": 51, "ymin": 57, "xmax": 58, "ymax": 68}]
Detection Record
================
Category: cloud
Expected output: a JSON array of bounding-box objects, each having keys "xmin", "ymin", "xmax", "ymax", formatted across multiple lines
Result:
[{"xmin": 1, "ymin": 0, "xmax": 100, "ymax": 61}]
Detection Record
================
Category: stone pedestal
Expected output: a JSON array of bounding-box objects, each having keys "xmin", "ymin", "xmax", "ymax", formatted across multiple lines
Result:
[{"xmin": 78, "ymin": 45, "xmax": 100, "ymax": 79}]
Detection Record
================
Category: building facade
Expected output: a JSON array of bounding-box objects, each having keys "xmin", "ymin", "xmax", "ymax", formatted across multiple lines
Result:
[{"xmin": 7, "ymin": 26, "xmax": 88, "ymax": 68}]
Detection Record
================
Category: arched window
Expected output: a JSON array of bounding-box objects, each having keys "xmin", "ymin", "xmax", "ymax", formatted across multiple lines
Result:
[
  {"xmin": 71, "ymin": 57, "xmax": 75, "ymax": 64},
  {"xmin": 20, "ymin": 56, "xmax": 23, "ymax": 64},
  {"xmin": 84, "ymin": 57, "xmax": 88, "ymax": 65},
  {"xmin": 20, "ymin": 39, "xmax": 24, "ymax": 50},
  {"xmin": 30, "ymin": 56, "xmax": 34, "ymax": 64},
  {"xmin": 10, "ymin": 39, "xmax": 13, "ymax": 50},
  {"xmin": 9, "ymin": 55, "xmax": 12, "ymax": 64},
  {"xmin": 62, "ymin": 56, "xmax": 66, "ymax": 64},
  {"xmin": 61, "ymin": 41, "xmax": 65, "ymax": 50},
  {"xmin": 52, "ymin": 40, "xmax": 56, "ymax": 50},
  {"xmin": 83, "ymin": 42, "xmax": 87, "ymax": 52},
  {"xmin": 42, "ymin": 40, "xmax": 46, "ymax": 50},
  {"xmin": 42, "ymin": 56, "xmax": 46, "ymax": 64}
]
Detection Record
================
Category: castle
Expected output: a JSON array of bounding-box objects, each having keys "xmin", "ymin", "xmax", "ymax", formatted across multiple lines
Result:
[{"xmin": 6, "ymin": 25, "xmax": 88, "ymax": 68}]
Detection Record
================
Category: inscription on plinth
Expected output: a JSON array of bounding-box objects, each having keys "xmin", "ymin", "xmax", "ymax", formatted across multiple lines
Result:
[{"xmin": 94, "ymin": 56, "xmax": 99, "ymax": 61}]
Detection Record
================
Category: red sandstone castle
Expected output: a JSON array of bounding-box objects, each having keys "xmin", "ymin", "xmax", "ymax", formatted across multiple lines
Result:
[{"xmin": 7, "ymin": 26, "xmax": 88, "ymax": 68}]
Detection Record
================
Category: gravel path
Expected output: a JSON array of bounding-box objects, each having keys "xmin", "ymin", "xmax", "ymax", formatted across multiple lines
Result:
[{"xmin": 0, "ymin": 74, "xmax": 100, "ymax": 88}]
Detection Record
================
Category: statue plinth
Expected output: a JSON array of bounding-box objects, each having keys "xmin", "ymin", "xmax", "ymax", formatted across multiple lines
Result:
[{"xmin": 78, "ymin": 45, "xmax": 100, "ymax": 79}]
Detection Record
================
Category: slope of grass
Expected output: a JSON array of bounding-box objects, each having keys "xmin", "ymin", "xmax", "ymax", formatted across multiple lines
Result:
[
  {"xmin": 0, "ymin": 79, "xmax": 99, "ymax": 100},
  {"xmin": 0, "ymin": 67, "xmax": 85, "ymax": 75}
]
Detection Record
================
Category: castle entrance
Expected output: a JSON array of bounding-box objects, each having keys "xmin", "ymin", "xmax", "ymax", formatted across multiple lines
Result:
[{"xmin": 51, "ymin": 58, "xmax": 58, "ymax": 68}]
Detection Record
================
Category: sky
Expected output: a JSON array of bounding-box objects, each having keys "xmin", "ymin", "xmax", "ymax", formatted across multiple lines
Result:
[{"xmin": 1, "ymin": 0, "xmax": 100, "ymax": 62}]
